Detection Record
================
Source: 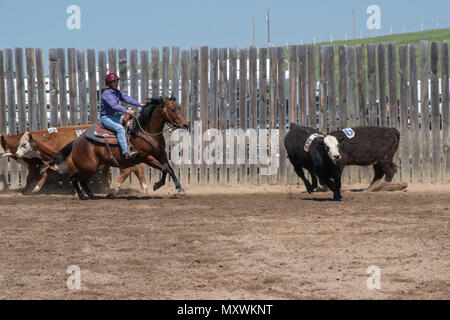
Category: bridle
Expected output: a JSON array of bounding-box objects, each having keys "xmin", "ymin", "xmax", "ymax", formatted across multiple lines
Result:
[{"xmin": 133, "ymin": 99, "xmax": 180, "ymax": 136}]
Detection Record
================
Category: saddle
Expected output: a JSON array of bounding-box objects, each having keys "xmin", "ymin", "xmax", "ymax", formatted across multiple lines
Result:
[{"xmin": 85, "ymin": 113, "xmax": 132, "ymax": 145}]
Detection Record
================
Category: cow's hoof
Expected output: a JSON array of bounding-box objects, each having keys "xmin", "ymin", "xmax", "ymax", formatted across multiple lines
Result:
[
  {"xmin": 106, "ymin": 193, "xmax": 116, "ymax": 199},
  {"xmin": 79, "ymin": 195, "xmax": 89, "ymax": 200},
  {"xmin": 333, "ymin": 195, "xmax": 342, "ymax": 201},
  {"xmin": 177, "ymin": 188, "xmax": 186, "ymax": 196}
]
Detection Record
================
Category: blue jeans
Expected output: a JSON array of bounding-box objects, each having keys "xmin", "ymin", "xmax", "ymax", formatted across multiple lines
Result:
[{"xmin": 100, "ymin": 114, "xmax": 128, "ymax": 154}]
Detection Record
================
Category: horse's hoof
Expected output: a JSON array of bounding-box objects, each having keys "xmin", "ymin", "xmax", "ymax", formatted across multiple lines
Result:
[
  {"xmin": 106, "ymin": 193, "xmax": 116, "ymax": 199},
  {"xmin": 177, "ymin": 189, "xmax": 186, "ymax": 196},
  {"xmin": 79, "ymin": 195, "xmax": 89, "ymax": 200}
]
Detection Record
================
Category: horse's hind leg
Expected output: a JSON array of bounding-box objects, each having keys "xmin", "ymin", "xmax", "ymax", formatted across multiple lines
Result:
[
  {"xmin": 114, "ymin": 167, "xmax": 132, "ymax": 193},
  {"xmin": 70, "ymin": 174, "xmax": 88, "ymax": 200}
]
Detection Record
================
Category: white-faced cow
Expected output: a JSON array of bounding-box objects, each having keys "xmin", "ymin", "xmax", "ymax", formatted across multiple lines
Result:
[
  {"xmin": 284, "ymin": 124, "xmax": 343, "ymax": 201},
  {"xmin": 329, "ymin": 126, "xmax": 400, "ymax": 189}
]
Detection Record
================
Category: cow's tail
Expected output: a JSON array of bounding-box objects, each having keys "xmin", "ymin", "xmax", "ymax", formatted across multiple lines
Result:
[{"xmin": 49, "ymin": 141, "xmax": 73, "ymax": 167}]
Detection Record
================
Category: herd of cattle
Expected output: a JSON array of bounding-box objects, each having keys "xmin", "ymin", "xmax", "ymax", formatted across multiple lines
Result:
[{"xmin": 0, "ymin": 122, "xmax": 401, "ymax": 201}]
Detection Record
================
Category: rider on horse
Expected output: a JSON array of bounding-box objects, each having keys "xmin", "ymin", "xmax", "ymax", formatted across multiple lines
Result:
[{"xmin": 100, "ymin": 73, "xmax": 146, "ymax": 160}]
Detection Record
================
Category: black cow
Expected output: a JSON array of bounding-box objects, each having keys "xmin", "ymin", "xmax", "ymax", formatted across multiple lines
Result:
[
  {"xmin": 285, "ymin": 124, "xmax": 343, "ymax": 201},
  {"xmin": 329, "ymin": 126, "xmax": 400, "ymax": 188}
]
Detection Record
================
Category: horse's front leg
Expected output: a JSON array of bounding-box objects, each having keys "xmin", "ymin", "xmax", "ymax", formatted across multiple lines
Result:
[{"xmin": 165, "ymin": 162, "xmax": 184, "ymax": 194}]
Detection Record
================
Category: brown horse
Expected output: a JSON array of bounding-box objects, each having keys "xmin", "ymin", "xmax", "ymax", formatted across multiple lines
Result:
[{"xmin": 52, "ymin": 96, "xmax": 189, "ymax": 200}]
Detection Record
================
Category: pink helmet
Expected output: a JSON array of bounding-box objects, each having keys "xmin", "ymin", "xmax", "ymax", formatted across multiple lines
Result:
[{"xmin": 105, "ymin": 73, "xmax": 119, "ymax": 84}]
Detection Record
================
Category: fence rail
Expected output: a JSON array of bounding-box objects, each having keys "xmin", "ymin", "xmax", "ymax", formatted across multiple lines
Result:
[{"xmin": 0, "ymin": 42, "xmax": 449, "ymax": 190}]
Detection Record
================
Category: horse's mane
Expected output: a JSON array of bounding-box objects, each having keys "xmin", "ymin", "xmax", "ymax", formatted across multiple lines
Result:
[{"xmin": 131, "ymin": 96, "xmax": 176, "ymax": 136}]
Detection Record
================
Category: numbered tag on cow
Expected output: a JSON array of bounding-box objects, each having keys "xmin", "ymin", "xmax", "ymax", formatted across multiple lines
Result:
[
  {"xmin": 304, "ymin": 133, "xmax": 323, "ymax": 152},
  {"xmin": 76, "ymin": 129, "xmax": 86, "ymax": 137},
  {"xmin": 48, "ymin": 127, "xmax": 58, "ymax": 134},
  {"xmin": 342, "ymin": 127, "xmax": 355, "ymax": 139}
]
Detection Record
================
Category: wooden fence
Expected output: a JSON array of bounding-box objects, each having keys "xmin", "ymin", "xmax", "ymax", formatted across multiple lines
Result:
[{"xmin": 0, "ymin": 42, "xmax": 449, "ymax": 190}]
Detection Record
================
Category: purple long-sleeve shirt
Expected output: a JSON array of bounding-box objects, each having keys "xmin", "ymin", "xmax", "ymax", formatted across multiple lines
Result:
[{"xmin": 100, "ymin": 88, "xmax": 141, "ymax": 116}]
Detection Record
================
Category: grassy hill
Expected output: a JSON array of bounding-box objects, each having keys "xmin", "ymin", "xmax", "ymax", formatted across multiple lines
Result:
[{"xmin": 316, "ymin": 28, "xmax": 450, "ymax": 47}]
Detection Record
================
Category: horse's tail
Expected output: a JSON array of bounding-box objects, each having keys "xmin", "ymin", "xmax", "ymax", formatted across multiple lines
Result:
[{"xmin": 49, "ymin": 141, "xmax": 74, "ymax": 167}]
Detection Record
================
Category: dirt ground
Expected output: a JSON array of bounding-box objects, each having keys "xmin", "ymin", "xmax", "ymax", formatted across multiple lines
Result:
[{"xmin": 0, "ymin": 183, "xmax": 449, "ymax": 300}]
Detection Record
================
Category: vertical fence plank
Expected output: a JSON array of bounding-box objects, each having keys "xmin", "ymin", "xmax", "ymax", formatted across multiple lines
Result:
[
  {"xmin": 6, "ymin": 49, "xmax": 16, "ymax": 134},
  {"xmin": 200, "ymin": 46, "xmax": 208, "ymax": 184},
  {"xmin": 219, "ymin": 48, "xmax": 228, "ymax": 184},
  {"xmin": 0, "ymin": 50, "xmax": 7, "ymax": 190},
  {"xmin": 287, "ymin": 45, "xmax": 297, "ymax": 184},
  {"xmin": 378, "ymin": 43, "xmax": 387, "ymax": 126},
  {"xmin": 399, "ymin": 45, "xmax": 410, "ymax": 182},
  {"xmin": 49, "ymin": 49, "xmax": 59, "ymax": 127},
  {"xmin": 67, "ymin": 48, "xmax": 78, "ymax": 125},
  {"xmin": 430, "ymin": 42, "xmax": 441, "ymax": 183},
  {"xmin": 420, "ymin": 41, "xmax": 430, "ymax": 182},
  {"xmin": 161, "ymin": 47, "xmax": 170, "ymax": 182},
  {"xmin": 367, "ymin": 44, "xmax": 377, "ymax": 126},
  {"xmin": 307, "ymin": 45, "xmax": 316, "ymax": 129},
  {"xmin": 180, "ymin": 50, "xmax": 190, "ymax": 184},
  {"xmin": 190, "ymin": 48, "xmax": 199, "ymax": 184},
  {"xmin": 441, "ymin": 42, "xmax": 449, "ymax": 182},
  {"xmin": 5, "ymin": 49, "xmax": 18, "ymax": 188},
  {"xmin": 277, "ymin": 47, "xmax": 287, "ymax": 184},
  {"xmin": 118, "ymin": 49, "xmax": 128, "ymax": 94},
  {"xmin": 258, "ymin": 47, "xmax": 268, "ymax": 184},
  {"xmin": 130, "ymin": 49, "xmax": 138, "ymax": 100},
  {"xmin": 35, "ymin": 48, "xmax": 47, "ymax": 130},
  {"xmin": 339, "ymin": 45, "xmax": 348, "ymax": 129},
  {"xmin": 269, "ymin": 47, "xmax": 278, "ymax": 184},
  {"xmin": 239, "ymin": 48, "xmax": 247, "ymax": 184},
  {"xmin": 388, "ymin": 43, "xmax": 399, "ymax": 182},
  {"xmin": 14, "ymin": 48, "xmax": 26, "ymax": 134},
  {"xmin": 289, "ymin": 45, "xmax": 297, "ymax": 125},
  {"xmin": 209, "ymin": 48, "xmax": 219, "ymax": 183},
  {"xmin": 0, "ymin": 51, "xmax": 6, "ymax": 134},
  {"xmin": 228, "ymin": 47, "xmax": 238, "ymax": 184},
  {"xmin": 26, "ymin": 48, "xmax": 37, "ymax": 131},
  {"xmin": 249, "ymin": 46, "xmax": 257, "ymax": 184},
  {"xmin": 140, "ymin": 50, "xmax": 149, "ymax": 102},
  {"xmin": 87, "ymin": 49, "xmax": 97, "ymax": 123},
  {"xmin": 171, "ymin": 47, "xmax": 180, "ymax": 180},
  {"xmin": 339, "ymin": 45, "xmax": 349, "ymax": 184},
  {"xmin": 57, "ymin": 48, "xmax": 68, "ymax": 126},
  {"xmin": 150, "ymin": 47, "xmax": 160, "ymax": 183},
  {"xmin": 356, "ymin": 44, "xmax": 370, "ymax": 183},
  {"xmin": 108, "ymin": 48, "xmax": 117, "ymax": 74},
  {"xmin": 328, "ymin": 46, "xmax": 337, "ymax": 132},
  {"xmin": 409, "ymin": 44, "xmax": 420, "ymax": 182},
  {"xmin": 76, "ymin": 50, "xmax": 87, "ymax": 125},
  {"xmin": 356, "ymin": 44, "xmax": 367, "ymax": 126},
  {"xmin": 347, "ymin": 46, "xmax": 358, "ymax": 184},
  {"xmin": 98, "ymin": 51, "xmax": 107, "ymax": 93},
  {"xmin": 318, "ymin": 46, "xmax": 327, "ymax": 133},
  {"xmin": 298, "ymin": 45, "xmax": 307, "ymax": 126}
]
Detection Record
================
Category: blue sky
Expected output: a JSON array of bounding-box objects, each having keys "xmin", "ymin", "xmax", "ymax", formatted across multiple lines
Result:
[{"xmin": 0, "ymin": 0, "xmax": 448, "ymax": 51}]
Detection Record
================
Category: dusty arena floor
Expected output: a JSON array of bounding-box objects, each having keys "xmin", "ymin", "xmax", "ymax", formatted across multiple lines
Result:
[{"xmin": 0, "ymin": 183, "xmax": 449, "ymax": 300}]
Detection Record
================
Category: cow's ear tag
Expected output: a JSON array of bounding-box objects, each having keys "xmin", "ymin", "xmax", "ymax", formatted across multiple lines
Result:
[
  {"xmin": 48, "ymin": 127, "xmax": 58, "ymax": 133},
  {"xmin": 342, "ymin": 128, "xmax": 355, "ymax": 139}
]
